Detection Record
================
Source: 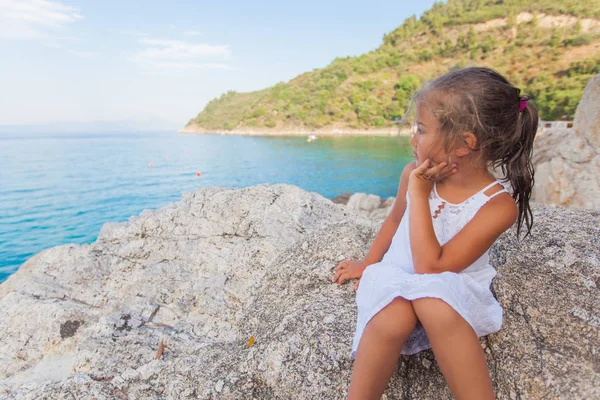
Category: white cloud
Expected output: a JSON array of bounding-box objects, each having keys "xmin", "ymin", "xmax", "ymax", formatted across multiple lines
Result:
[
  {"xmin": 0, "ymin": 0, "xmax": 83, "ymax": 39},
  {"xmin": 147, "ymin": 62, "xmax": 236, "ymax": 70},
  {"xmin": 138, "ymin": 39, "xmax": 230, "ymax": 60},
  {"xmin": 184, "ymin": 30, "xmax": 202, "ymax": 37},
  {"xmin": 131, "ymin": 37, "xmax": 234, "ymax": 71}
]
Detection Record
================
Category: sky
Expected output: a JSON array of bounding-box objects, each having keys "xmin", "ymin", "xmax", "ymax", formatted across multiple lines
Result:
[{"xmin": 0, "ymin": 0, "xmax": 437, "ymax": 130}]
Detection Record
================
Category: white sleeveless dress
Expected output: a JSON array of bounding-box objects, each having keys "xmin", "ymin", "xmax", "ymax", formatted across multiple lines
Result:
[{"xmin": 352, "ymin": 180, "xmax": 508, "ymax": 357}]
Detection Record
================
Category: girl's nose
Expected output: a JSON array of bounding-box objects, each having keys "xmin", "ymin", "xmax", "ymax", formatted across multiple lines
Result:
[{"xmin": 409, "ymin": 132, "xmax": 417, "ymax": 147}]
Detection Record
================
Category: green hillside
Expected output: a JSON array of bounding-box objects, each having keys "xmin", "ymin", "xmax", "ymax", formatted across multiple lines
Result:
[{"xmin": 186, "ymin": 0, "xmax": 600, "ymax": 132}]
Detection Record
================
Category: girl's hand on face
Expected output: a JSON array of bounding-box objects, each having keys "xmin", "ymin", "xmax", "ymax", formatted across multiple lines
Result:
[
  {"xmin": 408, "ymin": 159, "xmax": 457, "ymax": 199},
  {"xmin": 333, "ymin": 259, "xmax": 367, "ymax": 290}
]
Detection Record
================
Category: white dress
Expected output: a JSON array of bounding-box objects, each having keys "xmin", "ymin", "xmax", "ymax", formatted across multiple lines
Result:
[{"xmin": 352, "ymin": 180, "xmax": 508, "ymax": 357}]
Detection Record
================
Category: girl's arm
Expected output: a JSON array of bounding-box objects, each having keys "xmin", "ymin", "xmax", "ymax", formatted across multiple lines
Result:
[
  {"xmin": 361, "ymin": 163, "xmax": 414, "ymax": 265},
  {"xmin": 333, "ymin": 162, "xmax": 431, "ymax": 286},
  {"xmin": 408, "ymin": 160, "xmax": 517, "ymax": 274}
]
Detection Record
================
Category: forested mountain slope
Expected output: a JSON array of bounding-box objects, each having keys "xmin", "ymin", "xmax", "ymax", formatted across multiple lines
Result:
[{"xmin": 184, "ymin": 0, "xmax": 600, "ymax": 132}]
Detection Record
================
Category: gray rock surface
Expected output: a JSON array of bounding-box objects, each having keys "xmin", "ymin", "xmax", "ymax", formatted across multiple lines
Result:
[
  {"xmin": 0, "ymin": 184, "xmax": 598, "ymax": 399},
  {"xmin": 532, "ymin": 73, "xmax": 600, "ymax": 209}
]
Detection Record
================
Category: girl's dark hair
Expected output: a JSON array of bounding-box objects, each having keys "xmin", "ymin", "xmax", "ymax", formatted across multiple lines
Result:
[{"xmin": 402, "ymin": 67, "xmax": 538, "ymax": 238}]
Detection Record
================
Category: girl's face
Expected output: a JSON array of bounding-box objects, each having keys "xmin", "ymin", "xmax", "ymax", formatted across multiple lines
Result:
[{"xmin": 410, "ymin": 102, "xmax": 447, "ymax": 166}]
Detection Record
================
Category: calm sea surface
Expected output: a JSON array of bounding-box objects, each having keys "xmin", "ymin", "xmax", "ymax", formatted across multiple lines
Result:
[{"xmin": 0, "ymin": 131, "xmax": 413, "ymax": 282}]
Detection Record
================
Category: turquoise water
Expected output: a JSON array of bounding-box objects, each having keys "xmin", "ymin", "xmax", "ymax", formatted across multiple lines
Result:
[{"xmin": 0, "ymin": 131, "xmax": 413, "ymax": 282}]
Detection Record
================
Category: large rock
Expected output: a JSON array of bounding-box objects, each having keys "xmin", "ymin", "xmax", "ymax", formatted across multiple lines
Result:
[
  {"xmin": 575, "ymin": 73, "xmax": 600, "ymax": 150},
  {"xmin": 532, "ymin": 73, "xmax": 600, "ymax": 209},
  {"xmin": 0, "ymin": 184, "xmax": 598, "ymax": 399},
  {"xmin": 345, "ymin": 192, "xmax": 395, "ymax": 221}
]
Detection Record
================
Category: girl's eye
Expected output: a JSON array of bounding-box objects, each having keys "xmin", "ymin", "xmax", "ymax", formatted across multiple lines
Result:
[{"xmin": 417, "ymin": 128, "xmax": 425, "ymax": 135}]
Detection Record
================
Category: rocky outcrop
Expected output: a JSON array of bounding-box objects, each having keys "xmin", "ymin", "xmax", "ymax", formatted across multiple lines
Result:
[
  {"xmin": 0, "ymin": 184, "xmax": 598, "ymax": 399},
  {"xmin": 345, "ymin": 192, "xmax": 395, "ymax": 222},
  {"xmin": 532, "ymin": 73, "xmax": 600, "ymax": 209}
]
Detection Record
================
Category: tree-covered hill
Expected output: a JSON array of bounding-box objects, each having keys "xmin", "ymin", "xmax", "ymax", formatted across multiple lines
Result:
[{"xmin": 185, "ymin": 0, "xmax": 600, "ymax": 132}]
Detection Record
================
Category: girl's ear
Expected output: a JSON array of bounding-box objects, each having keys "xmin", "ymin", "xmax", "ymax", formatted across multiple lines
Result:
[{"xmin": 455, "ymin": 131, "xmax": 477, "ymax": 157}]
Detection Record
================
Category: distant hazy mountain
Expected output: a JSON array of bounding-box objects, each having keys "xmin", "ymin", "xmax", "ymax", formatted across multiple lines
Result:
[{"xmin": 0, "ymin": 119, "xmax": 178, "ymax": 134}]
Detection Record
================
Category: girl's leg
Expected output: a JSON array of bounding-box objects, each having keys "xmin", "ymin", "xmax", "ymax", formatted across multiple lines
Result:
[
  {"xmin": 411, "ymin": 298, "xmax": 495, "ymax": 400},
  {"xmin": 348, "ymin": 297, "xmax": 418, "ymax": 400}
]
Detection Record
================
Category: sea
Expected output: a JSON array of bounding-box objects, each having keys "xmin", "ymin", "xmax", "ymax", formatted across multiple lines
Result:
[{"xmin": 0, "ymin": 131, "xmax": 414, "ymax": 283}]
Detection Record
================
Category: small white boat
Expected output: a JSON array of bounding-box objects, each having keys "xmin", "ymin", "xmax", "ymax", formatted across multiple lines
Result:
[{"xmin": 307, "ymin": 135, "xmax": 318, "ymax": 143}]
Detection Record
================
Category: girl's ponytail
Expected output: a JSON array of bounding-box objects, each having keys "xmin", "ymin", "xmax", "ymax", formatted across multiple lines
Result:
[{"xmin": 500, "ymin": 95, "xmax": 538, "ymax": 239}]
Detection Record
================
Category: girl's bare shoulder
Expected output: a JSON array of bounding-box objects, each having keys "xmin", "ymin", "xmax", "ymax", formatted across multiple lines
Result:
[{"xmin": 480, "ymin": 188, "xmax": 518, "ymax": 228}]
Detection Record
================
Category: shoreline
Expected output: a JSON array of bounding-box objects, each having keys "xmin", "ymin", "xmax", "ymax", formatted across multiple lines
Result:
[
  {"xmin": 178, "ymin": 124, "xmax": 412, "ymax": 137},
  {"xmin": 178, "ymin": 123, "xmax": 567, "ymax": 137}
]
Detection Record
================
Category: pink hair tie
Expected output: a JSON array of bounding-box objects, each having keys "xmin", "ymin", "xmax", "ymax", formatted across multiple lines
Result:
[{"xmin": 519, "ymin": 97, "xmax": 529, "ymax": 112}]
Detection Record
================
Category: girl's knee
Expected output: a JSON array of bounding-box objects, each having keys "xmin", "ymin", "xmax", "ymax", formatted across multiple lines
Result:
[
  {"xmin": 411, "ymin": 297, "xmax": 463, "ymax": 332},
  {"xmin": 367, "ymin": 297, "xmax": 417, "ymax": 340}
]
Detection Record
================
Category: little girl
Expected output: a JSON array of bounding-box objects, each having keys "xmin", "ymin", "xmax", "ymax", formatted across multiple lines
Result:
[{"xmin": 333, "ymin": 67, "xmax": 537, "ymax": 400}]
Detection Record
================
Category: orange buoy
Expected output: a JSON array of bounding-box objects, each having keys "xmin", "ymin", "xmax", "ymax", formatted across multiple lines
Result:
[
  {"xmin": 196, "ymin": 171, "xmax": 201, "ymax": 177},
  {"xmin": 149, "ymin": 163, "xmax": 153, "ymax": 167},
  {"xmin": 185, "ymin": 151, "xmax": 189, "ymax": 155},
  {"xmin": 165, "ymin": 156, "xmax": 168, "ymax": 160}
]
